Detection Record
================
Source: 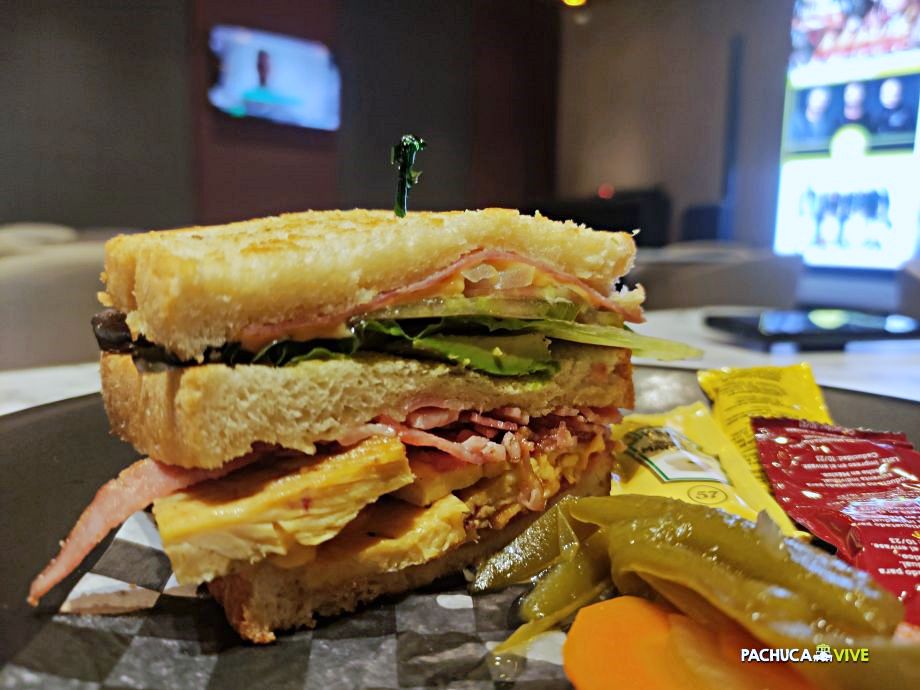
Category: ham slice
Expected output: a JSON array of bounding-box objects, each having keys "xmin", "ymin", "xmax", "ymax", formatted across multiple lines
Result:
[
  {"xmin": 492, "ymin": 406, "xmax": 530, "ymax": 425},
  {"xmin": 460, "ymin": 436, "xmax": 508, "ymax": 463},
  {"xmin": 239, "ymin": 249, "xmax": 644, "ymax": 351},
  {"xmin": 379, "ymin": 416, "xmax": 494, "ymax": 465},
  {"xmin": 28, "ymin": 450, "xmax": 266, "ymax": 606},
  {"xmin": 335, "ymin": 423, "xmax": 396, "ymax": 446},
  {"xmin": 405, "ymin": 406, "xmax": 461, "ymax": 430},
  {"xmin": 380, "ymin": 404, "xmax": 619, "ymax": 467},
  {"xmin": 463, "ymin": 411, "xmax": 518, "ymax": 432},
  {"xmin": 389, "ymin": 426, "xmax": 489, "ymax": 465}
]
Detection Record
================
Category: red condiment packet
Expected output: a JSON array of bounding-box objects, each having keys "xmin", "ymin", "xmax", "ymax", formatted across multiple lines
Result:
[{"xmin": 752, "ymin": 417, "xmax": 920, "ymax": 626}]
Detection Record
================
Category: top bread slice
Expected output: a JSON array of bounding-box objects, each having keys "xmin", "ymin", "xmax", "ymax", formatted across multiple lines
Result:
[{"xmin": 101, "ymin": 209, "xmax": 637, "ymax": 360}]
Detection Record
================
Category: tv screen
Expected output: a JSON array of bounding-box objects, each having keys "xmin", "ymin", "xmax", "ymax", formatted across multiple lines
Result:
[
  {"xmin": 774, "ymin": 1, "xmax": 920, "ymax": 270},
  {"xmin": 208, "ymin": 25, "xmax": 340, "ymax": 131}
]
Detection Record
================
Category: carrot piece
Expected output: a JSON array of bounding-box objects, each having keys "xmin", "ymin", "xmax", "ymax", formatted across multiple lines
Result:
[
  {"xmin": 562, "ymin": 596, "xmax": 819, "ymax": 690},
  {"xmin": 562, "ymin": 596, "xmax": 698, "ymax": 690}
]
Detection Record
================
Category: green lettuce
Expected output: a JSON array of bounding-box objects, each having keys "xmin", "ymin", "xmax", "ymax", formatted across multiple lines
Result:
[
  {"xmin": 360, "ymin": 320, "xmax": 557, "ymax": 376},
  {"xmin": 360, "ymin": 315, "xmax": 702, "ymax": 362},
  {"xmin": 221, "ymin": 308, "xmax": 700, "ymax": 375},
  {"xmin": 525, "ymin": 320, "xmax": 703, "ymax": 361}
]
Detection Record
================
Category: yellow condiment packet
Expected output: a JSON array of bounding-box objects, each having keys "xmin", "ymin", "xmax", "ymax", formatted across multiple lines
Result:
[
  {"xmin": 610, "ymin": 402, "xmax": 800, "ymax": 536},
  {"xmin": 697, "ymin": 363, "xmax": 833, "ymax": 491}
]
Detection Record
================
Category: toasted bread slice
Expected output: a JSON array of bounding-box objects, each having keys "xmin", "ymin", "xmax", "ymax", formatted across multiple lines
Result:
[
  {"xmin": 209, "ymin": 449, "xmax": 614, "ymax": 643},
  {"xmin": 101, "ymin": 343, "xmax": 632, "ymax": 469},
  {"xmin": 101, "ymin": 209, "xmax": 638, "ymax": 360}
]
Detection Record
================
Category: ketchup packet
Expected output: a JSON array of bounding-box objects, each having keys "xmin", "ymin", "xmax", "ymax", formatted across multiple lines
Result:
[{"xmin": 753, "ymin": 417, "xmax": 920, "ymax": 625}]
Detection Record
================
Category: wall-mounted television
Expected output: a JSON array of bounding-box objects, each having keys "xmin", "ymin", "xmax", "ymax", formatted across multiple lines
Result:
[
  {"xmin": 774, "ymin": 1, "xmax": 920, "ymax": 271},
  {"xmin": 208, "ymin": 25, "xmax": 340, "ymax": 131}
]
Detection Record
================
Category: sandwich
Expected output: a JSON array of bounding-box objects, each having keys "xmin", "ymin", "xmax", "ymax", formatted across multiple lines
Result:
[{"xmin": 28, "ymin": 208, "xmax": 694, "ymax": 643}]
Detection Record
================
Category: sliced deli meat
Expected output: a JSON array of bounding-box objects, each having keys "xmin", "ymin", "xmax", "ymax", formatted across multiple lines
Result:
[
  {"xmin": 27, "ymin": 450, "xmax": 268, "ymax": 605},
  {"xmin": 238, "ymin": 249, "xmax": 645, "ymax": 351}
]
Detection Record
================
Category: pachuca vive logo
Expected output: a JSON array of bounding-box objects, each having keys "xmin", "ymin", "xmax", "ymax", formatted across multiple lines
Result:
[{"xmin": 740, "ymin": 644, "xmax": 870, "ymax": 663}]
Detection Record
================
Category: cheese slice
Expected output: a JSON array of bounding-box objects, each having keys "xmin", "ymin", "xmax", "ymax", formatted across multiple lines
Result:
[
  {"xmin": 269, "ymin": 494, "xmax": 469, "ymax": 587},
  {"xmin": 392, "ymin": 450, "xmax": 508, "ymax": 506},
  {"xmin": 153, "ymin": 436, "xmax": 413, "ymax": 583}
]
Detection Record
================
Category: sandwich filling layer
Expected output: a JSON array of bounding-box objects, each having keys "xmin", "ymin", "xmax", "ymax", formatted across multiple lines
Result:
[
  {"xmin": 153, "ymin": 405, "xmax": 618, "ymax": 585},
  {"xmin": 93, "ymin": 250, "xmax": 689, "ymax": 377},
  {"xmin": 210, "ymin": 446, "xmax": 616, "ymax": 643},
  {"xmin": 29, "ymin": 403, "xmax": 619, "ymax": 606}
]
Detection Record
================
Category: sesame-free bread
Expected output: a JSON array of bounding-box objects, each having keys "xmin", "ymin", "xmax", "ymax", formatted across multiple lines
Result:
[
  {"xmin": 209, "ymin": 450, "xmax": 613, "ymax": 643},
  {"xmin": 101, "ymin": 209, "xmax": 638, "ymax": 360},
  {"xmin": 101, "ymin": 343, "xmax": 633, "ymax": 469}
]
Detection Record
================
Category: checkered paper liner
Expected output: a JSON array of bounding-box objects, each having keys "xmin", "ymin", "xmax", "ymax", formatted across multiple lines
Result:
[{"xmin": 2, "ymin": 512, "xmax": 571, "ymax": 690}]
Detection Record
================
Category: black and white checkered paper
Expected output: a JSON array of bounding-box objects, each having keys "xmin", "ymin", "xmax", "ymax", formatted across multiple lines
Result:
[{"xmin": 1, "ymin": 512, "xmax": 571, "ymax": 689}]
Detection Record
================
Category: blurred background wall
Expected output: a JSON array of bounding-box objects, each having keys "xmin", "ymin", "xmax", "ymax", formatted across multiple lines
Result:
[
  {"xmin": 2, "ymin": 0, "xmax": 193, "ymax": 229},
  {"xmin": 1, "ymin": 0, "xmax": 559, "ymax": 228}
]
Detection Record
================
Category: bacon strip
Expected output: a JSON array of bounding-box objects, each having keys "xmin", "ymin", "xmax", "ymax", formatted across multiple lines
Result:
[
  {"xmin": 379, "ymin": 416, "xmax": 493, "ymax": 465},
  {"xmin": 393, "ymin": 428, "xmax": 489, "ymax": 465},
  {"xmin": 492, "ymin": 406, "xmax": 530, "ymax": 425},
  {"xmin": 380, "ymin": 405, "xmax": 618, "ymax": 467},
  {"xmin": 335, "ymin": 423, "xmax": 396, "ymax": 446},
  {"xmin": 28, "ymin": 451, "xmax": 263, "ymax": 606},
  {"xmin": 239, "ymin": 249, "xmax": 644, "ymax": 351},
  {"xmin": 581, "ymin": 406, "xmax": 624, "ymax": 425},
  {"xmin": 463, "ymin": 411, "xmax": 519, "ymax": 432},
  {"xmin": 406, "ymin": 406, "xmax": 461, "ymax": 430},
  {"xmin": 460, "ymin": 436, "xmax": 508, "ymax": 463}
]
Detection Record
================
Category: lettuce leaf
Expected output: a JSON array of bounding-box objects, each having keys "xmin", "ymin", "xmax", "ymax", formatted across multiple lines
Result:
[
  {"xmin": 223, "ymin": 311, "xmax": 699, "ymax": 374},
  {"xmin": 363, "ymin": 315, "xmax": 702, "ymax": 362},
  {"xmin": 360, "ymin": 319, "xmax": 557, "ymax": 376},
  {"xmin": 526, "ymin": 320, "xmax": 703, "ymax": 361},
  {"xmin": 409, "ymin": 333, "xmax": 558, "ymax": 376}
]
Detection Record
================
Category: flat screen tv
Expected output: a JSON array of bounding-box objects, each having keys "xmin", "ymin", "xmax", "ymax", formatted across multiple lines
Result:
[
  {"xmin": 208, "ymin": 25, "xmax": 340, "ymax": 131},
  {"xmin": 774, "ymin": 1, "xmax": 920, "ymax": 271}
]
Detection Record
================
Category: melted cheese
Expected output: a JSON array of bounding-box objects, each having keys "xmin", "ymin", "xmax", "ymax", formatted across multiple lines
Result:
[
  {"xmin": 160, "ymin": 433, "xmax": 609, "ymax": 587},
  {"xmin": 268, "ymin": 494, "xmax": 469, "ymax": 586},
  {"xmin": 153, "ymin": 436, "xmax": 413, "ymax": 583},
  {"xmin": 393, "ymin": 452, "xmax": 508, "ymax": 507}
]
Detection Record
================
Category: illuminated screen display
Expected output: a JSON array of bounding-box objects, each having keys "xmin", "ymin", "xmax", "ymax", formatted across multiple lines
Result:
[
  {"xmin": 774, "ymin": 1, "xmax": 920, "ymax": 270},
  {"xmin": 208, "ymin": 25, "xmax": 340, "ymax": 131}
]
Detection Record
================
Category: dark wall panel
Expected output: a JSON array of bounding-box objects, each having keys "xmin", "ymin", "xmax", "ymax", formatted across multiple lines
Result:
[
  {"xmin": 0, "ymin": 0, "xmax": 193, "ymax": 230},
  {"xmin": 337, "ymin": 0, "xmax": 559, "ymax": 212},
  {"xmin": 1, "ymin": 1, "xmax": 559, "ymax": 228},
  {"xmin": 337, "ymin": 0, "xmax": 474, "ymax": 211},
  {"xmin": 471, "ymin": 0, "xmax": 559, "ymax": 208}
]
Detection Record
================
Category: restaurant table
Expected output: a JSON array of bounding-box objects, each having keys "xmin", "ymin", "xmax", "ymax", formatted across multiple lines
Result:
[{"xmin": 1, "ymin": 307, "xmax": 919, "ymax": 417}]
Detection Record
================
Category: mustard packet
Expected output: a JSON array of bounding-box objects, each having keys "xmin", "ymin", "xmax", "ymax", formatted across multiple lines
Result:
[
  {"xmin": 697, "ymin": 363, "xmax": 833, "ymax": 492},
  {"xmin": 610, "ymin": 402, "xmax": 800, "ymax": 536}
]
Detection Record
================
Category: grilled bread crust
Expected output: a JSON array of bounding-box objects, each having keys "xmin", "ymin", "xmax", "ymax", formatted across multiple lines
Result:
[
  {"xmin": 101, "ymin": 209, "xmax": 638, "ymax": 360},
  {"xmin": 101, "ymin": 344, "xmax": 633, "ymax": 469},
  {"xmin": 209, "ymin": 451, "xmax": 613, "ymax": 643}
]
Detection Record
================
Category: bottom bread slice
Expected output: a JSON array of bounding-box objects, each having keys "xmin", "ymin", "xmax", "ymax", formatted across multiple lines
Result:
[{"xmin": 209, "ymin": 451, "xmax": 613, "ymax": 643}]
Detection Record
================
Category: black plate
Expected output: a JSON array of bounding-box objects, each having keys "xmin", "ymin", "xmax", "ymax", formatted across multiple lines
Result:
[{"xmin": 1, "ymin": 366, "xmax": 918, "ymax": 669}]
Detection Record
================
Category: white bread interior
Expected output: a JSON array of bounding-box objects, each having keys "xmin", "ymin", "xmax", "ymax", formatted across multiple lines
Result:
[
  {"xmin": 101, "ymin": 209, "xmax": 638, "ymax": 359},
  {"xmin": 101, "ymin": 344, "xmax": 633, "ymax": 469}
]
